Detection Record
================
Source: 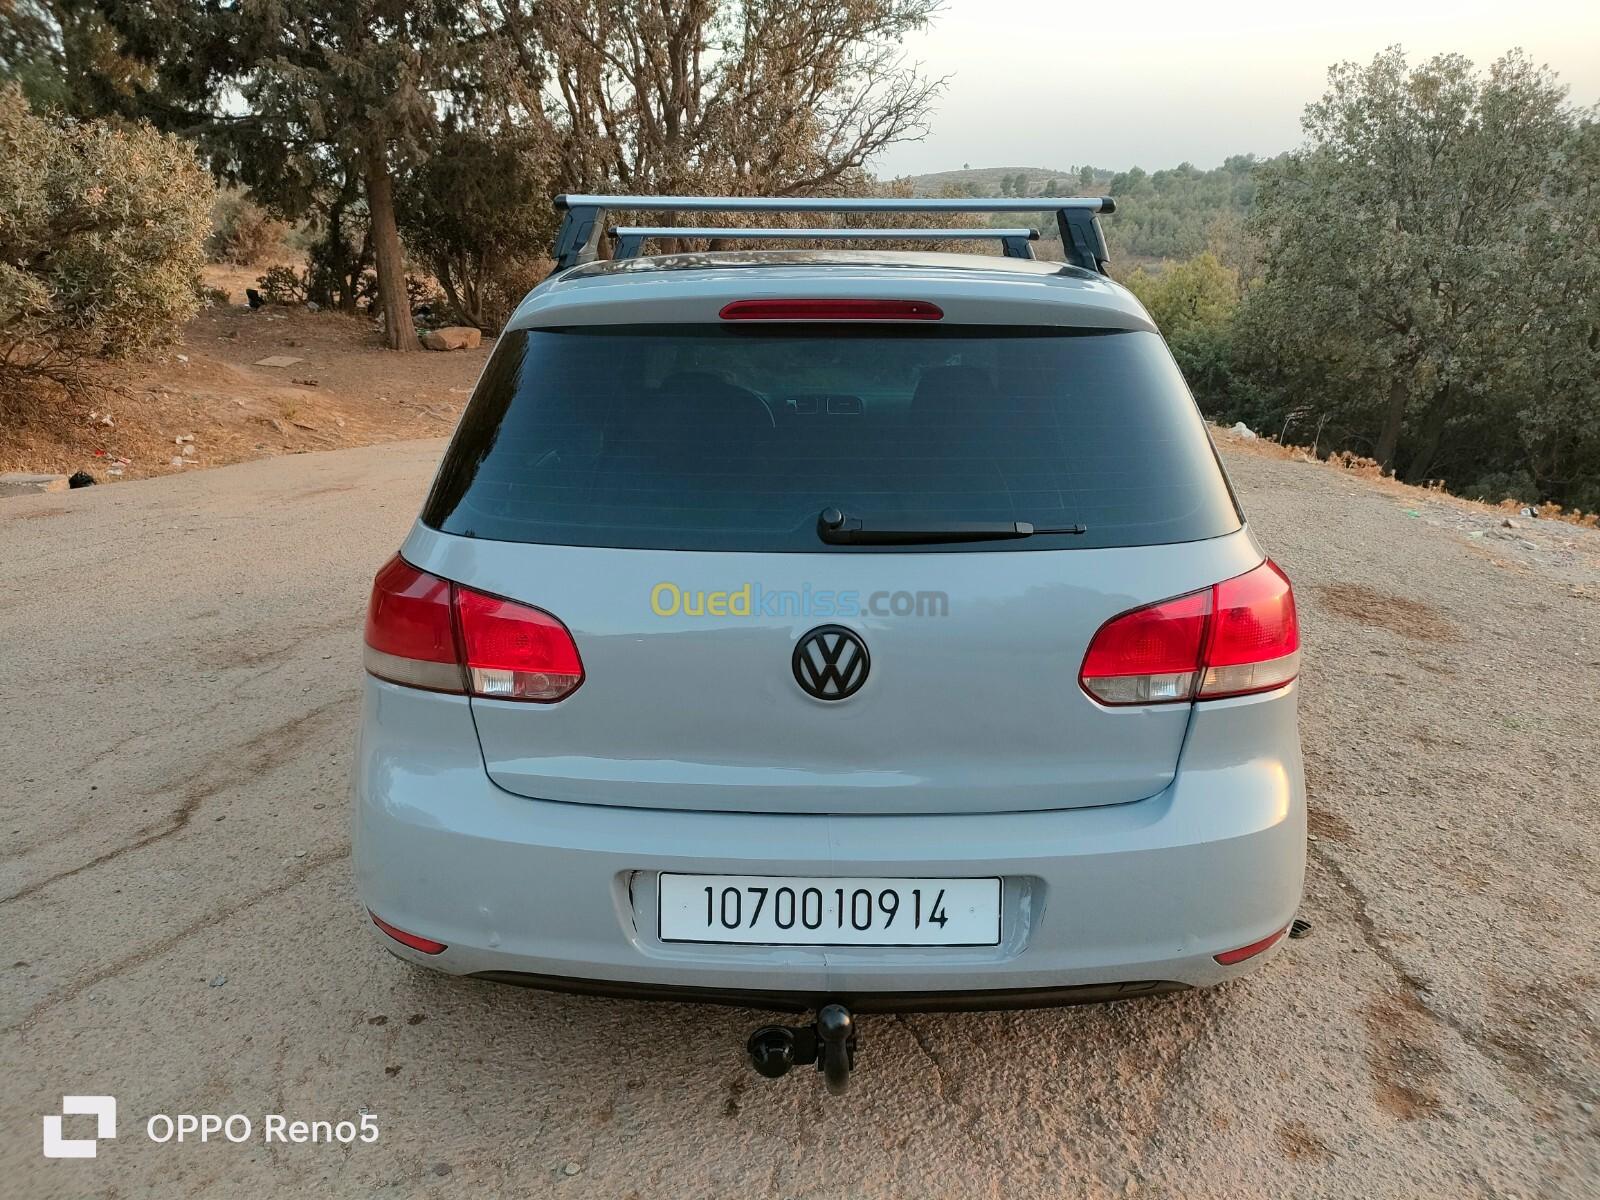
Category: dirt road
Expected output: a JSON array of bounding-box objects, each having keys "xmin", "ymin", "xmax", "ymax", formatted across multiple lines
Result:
[{"xmin": 3, "ymin": 437, "xmax": 1597, "ymax": 1198}]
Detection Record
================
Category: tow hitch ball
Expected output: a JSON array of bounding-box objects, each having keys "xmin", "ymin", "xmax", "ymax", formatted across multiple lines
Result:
[{"xmin": 747, "ymin": 1003, "xmax": 857, "ymax": 1095}]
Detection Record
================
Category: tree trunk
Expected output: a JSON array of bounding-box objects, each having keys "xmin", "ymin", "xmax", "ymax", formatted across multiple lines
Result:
[
  {"xmin": 1402, "ymin": 386, "xmax": 1453, "ymax": 484},
  {"xmin": 363, "ymin": 136, "xmax": 420, "ymax": 352},
  {"xmin": 1374, "ymin": 373, "xmax": 1409, "ymax": 470}
]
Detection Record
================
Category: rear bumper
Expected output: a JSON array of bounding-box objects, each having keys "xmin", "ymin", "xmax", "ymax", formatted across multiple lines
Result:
[{"xmin": 353, "ymin": 679, "xmax": 1305, "ymax": 1002}]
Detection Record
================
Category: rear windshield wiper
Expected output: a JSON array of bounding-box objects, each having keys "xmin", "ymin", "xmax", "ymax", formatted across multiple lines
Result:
[{"xmin": 817, "ymin": 508, "xmax": 1087, "ymax": 545}]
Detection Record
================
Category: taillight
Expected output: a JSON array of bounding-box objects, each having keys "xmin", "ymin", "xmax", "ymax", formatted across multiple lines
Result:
[
  {"xmin": 454, "ymin": 586, "xmax": 584, "ymax": 701},
  {"xmin": 719, "ymin": 298, "xmax": 943, "ymax": 321},
  {"xmin": 1080, "ymin": 560, "xmax": 1299, "ymax": 706},
  {"xmin": 363, "ymin": 555, "xmax": 584, "ymax": 702},
  {"xmin": 364, "ymin": 556, "xmax": 462, "ymax": 693}
]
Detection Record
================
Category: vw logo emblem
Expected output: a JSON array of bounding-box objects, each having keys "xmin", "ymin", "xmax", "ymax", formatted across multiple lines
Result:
[{"xmin": 792, "ymin": 625, "xmax": 870, "ymax": 701}]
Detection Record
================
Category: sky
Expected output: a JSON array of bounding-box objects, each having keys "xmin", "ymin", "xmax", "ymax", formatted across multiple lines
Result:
[{"xmin": 869, "ymin": 0, "xmax": 1600, "ymax": 177}]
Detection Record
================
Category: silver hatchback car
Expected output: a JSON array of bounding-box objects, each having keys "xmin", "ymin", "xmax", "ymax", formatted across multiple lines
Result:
[{"xmin": 354, "ymin": 195, "xmax": 1305, "ymax": 1090}]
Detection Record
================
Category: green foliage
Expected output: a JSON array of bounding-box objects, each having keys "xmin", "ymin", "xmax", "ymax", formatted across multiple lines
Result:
[
  {"xmin": 1105, "ymin": 156, "xmax": 1264, "ymax": 261},
  {"xmin": 0, "ymin": 86, "xmax": 211, "ymax": 397},
  {"xmin": 395, "ymin": 127, "xmax": 558, "ymax": 330},
  {"xmin": 255, "ymin": 265, "xmax": 309, "ymax": 306},
  {"xmin": 1232, "ymin": 47, "xmax": 1598, "ymax": 506},
  {"xmin": 1124, "ymin": 252, "xmax": 1240, "ymax": 339}
]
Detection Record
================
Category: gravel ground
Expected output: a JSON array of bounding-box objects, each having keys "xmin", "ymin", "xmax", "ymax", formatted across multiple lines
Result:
[{"xmin": 2, "ymin": 436, "xmax": 1597, "ymax": 1199}]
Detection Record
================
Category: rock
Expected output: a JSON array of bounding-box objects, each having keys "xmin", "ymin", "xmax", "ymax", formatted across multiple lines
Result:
[
  {"xmin": 209, "ymin": 974, "xmax": 227, "ymax": 987},
  {"xmin": 0, "ymin": 473, "xmax": 70, "ymax": 497},
  {"xmin": 1229, "ymin": 421, "xmax": 1257, "ymax": 440},
  {"xmin": 421, "ymin": 326, "xmax": 483, "ymax": 352},
  {"xmin": 562, "ymin": 1162, "xmax": 583, "ymax": 1177},
  {"xmin": 1501, "ymin": 518, "xmax": 1517, "ymax": 529}
]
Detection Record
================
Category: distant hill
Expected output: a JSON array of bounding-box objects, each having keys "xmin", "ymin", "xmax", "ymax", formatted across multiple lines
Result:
[
  {"xmin": 891, "ymin": 157, "xmax": 1274, "ymax": 265},
  {"xmin": 899, "ymin": 166, "xmax": 1107, "ymax": 197}
]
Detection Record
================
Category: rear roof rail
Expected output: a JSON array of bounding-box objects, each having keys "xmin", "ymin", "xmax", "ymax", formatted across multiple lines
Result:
[
  {"xmin": 552, "ymin": 195, "xmax": 1116, "ymax": 275},
  {"xmin": 608, "ymin": 225, "xmax": 1042, "ymax": 261}
]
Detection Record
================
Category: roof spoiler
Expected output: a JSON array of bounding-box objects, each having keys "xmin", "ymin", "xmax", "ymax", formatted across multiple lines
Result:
[
  {"xmin": 551, "ymin": 195, "xmax": 1115, "ymax": 275},
  {"xmin": 608, "ymin": 225, "xmax": 1042, "ymax": 261}
]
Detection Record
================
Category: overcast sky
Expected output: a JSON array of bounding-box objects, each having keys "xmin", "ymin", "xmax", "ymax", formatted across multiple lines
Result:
[{"xmin": 870, "ymin": 0, "xmax": 1600, "ymax": 177}]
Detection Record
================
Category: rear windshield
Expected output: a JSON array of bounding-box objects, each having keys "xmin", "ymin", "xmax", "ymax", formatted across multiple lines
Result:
[{"xmin": 423, "ymin": 325, "xmax": 1241, "ymax": 552}]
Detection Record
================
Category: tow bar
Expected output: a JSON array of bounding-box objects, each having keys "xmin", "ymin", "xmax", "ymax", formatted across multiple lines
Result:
[{"xmin": 746, "ymin": 1003, "xmax": 858, "ymax": 1094}]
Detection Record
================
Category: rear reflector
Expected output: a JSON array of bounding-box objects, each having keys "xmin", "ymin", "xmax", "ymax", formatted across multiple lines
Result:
[
  {"xmin": 369, "ymin": 910, "xmax": 447, "ymax": 954},
  {"xmin": 1214, "ymin": 925, "xmax": 1289, "ymax": 965},
  {"xmin": 719, "ymin": 298, "xmax": 943, "ymax": 321},
  {"xmin": 1080, "ymin": 559, "xmax": 1299, "ymax": 706},
  {"xmin": 363, "ymin": 555, "xmax": 584, "ymax": 702}
]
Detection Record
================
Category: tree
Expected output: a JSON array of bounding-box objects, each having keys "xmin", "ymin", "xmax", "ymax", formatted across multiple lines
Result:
[
  {"xmin": 396, "ymin": 126, "xmax": 559, "ymax": 329},
  {"xmin": 0, "ymin": 2, "xmax": 150, "ymax": 114},
  {"xmin": 223, "ymin": 2, "xmax": 493, "ymax": 350},
  {"xmin": 1124, "ymin": 253, "xmax": 1240, "ymax": 339},
  {"xmin": 77, "ymin": 1, "xmax": 486, "ymax": 351},
  {"xmin": 0, "ymin": 86, "xmax": 211, "ymax": 400},
  {"xmin": 485, "ymin": 0, "xmax": 942, "ymax": 200},
  {"xmin": 1238, "ymin": 48, "xmax": 1578, "ymax": 479}
]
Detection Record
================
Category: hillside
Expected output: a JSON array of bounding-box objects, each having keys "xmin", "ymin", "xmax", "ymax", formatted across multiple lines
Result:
[
  {"xmin": 897, "ymin": 157, "xmax": 1268, "ymax": 264},
  {"xmin": 900, "ymin": 165, "xmax": 1098, "ymax": 196}
]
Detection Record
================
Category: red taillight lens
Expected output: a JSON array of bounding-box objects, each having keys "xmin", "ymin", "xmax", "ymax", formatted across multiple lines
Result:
[
  {"xmin": 369, "ymin": 910, "xmax": 447, "ymax": 954},
  {"xmin": 1079, "ymin": 560, "xmax": 1300, "ymax": 706},
  {"xmin": 364, "ymin": 556, "xmax": 463, "ymax": 693},
  {"xmin": 362, "ymin": 555, "xmax": 584, "ymax": 702},
  {"xmin": 719, "ymin": 298, "xmax": 943, "ymax": 321},
  {"xmin": 1079, "ymin": 588, "xmax": 1209, "ymax": 704},
  {"xmin": 454, "ymin": 586, "xmax": 584, "ymax": 702},
  {"xmin": 1199, "ymin": 559, "xmax": 1299, "ymax": 699}
]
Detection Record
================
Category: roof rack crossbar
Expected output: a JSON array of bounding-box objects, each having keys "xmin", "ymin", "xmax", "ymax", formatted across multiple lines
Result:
[
  {"xmin": 551, "ymin": 194, "xmax": 1115, "ymax": 274},
  {"xmin": 608, "ymin": 225, "xmax": 1042, "ymax": 261}
]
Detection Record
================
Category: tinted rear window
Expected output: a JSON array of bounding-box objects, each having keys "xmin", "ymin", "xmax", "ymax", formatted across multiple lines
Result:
[{"xmin": 423, "ymin": 325, "xmax": 1240, "ymax": 552}]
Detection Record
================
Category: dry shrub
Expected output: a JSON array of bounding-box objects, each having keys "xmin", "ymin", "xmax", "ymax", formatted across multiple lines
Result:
[
  {"xmin": 209, "ymin": 193, "xmax": 287, "ymax": 265},
  {"xmin": 0, "ymin": 86, "xmax": 212, "ymax": 402},
  {"xmin": 478, "ymin": 256, "xmax": 553, "ymax": 332}
]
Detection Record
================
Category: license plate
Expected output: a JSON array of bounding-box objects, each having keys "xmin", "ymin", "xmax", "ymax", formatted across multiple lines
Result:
[{"xmin": 657, "ymin": 874, "xmax": 1001, "ymax": 946}]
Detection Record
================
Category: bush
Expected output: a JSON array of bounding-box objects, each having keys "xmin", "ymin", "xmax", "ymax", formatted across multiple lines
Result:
[
  {"xmin": 474, "ymin": 256, "xmax": 551, "ymax": 332},
  {"xmin": 0, "ymin": 86, "xmax": 212, "ymax": 399},
  {"xmin": 255, "ymin": 265, "xmax": 308, "ymax": 305},
  {"xmin": 208, "ymin": 192, "xmax": 287, "ymax": 265}
]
